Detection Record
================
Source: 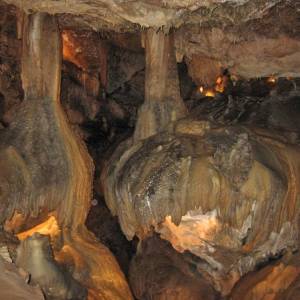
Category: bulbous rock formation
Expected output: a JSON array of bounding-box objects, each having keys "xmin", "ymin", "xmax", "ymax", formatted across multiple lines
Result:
[
  {"xmin": 103, "ymin": 117, "xmax": 300, "ymax": 294},
  {"xmin": 102, "ymin": 26, "xmax": 300, "ymax": 296},
  {"xmin": 0, "ymin": 12, "xmax": 132, "ymax": 300}
]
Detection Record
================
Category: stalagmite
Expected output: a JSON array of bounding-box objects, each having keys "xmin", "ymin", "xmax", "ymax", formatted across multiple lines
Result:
[
  {"xmin": 102, "ymin": 28, "xmax": 300, "ymax": 298},
  {"xmin": 1, "ymin": 0, "xmax": 300, "ymax": 299},
  {"xmin": 0, "ymin": 12, "xmax": 132, "ymax": 300}
]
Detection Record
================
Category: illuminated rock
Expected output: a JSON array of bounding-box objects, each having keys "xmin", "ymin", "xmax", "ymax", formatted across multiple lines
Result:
[
  {"xmin": 0, "ymin": 13, "xmax": 132, "ymax": 300},
  {"xmin": 16, "ymin": 233, "xmax": 87, "ymax": 300},
  {"xmin": 103, "ymin": 118, "xmax": 300, "ymax": 294}
]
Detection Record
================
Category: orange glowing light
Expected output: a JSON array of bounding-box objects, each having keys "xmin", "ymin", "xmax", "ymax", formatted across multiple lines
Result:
[
  {"xmin": 17, "ymin": 216, "xmax": 59, "ymax": 241},
  {"xmin": 215, "ymin": 75, "xmax": 225, "ymax": 93},
  {"xmin": 216, "ymin": 76, "xmax": 222, "ymax": 85},
  {"xmin": 267, "ymin": 76, "xmax": 277, "ymax": 84},
  {"xmin": 158, "ymin": 212, "xmax": 220, "ymax": 255},
  {"xmin": 199, "ymin": 86, "xmax": 204, "ymax": 93},
  {"xmin": 205, "ymin": 89, "xmax": 215, "ymax": 97},
  {"xmin": 62, "ymin": 30, "xmax": 84, "ymax": 69},
  {"xmin": 62, "ymin": 31, "xmax": 73, "ymax": 61}
]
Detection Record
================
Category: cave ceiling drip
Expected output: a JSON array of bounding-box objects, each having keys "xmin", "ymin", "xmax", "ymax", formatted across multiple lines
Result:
[
  {"xmin": 3, "ymin": 0, "xmax": 300, "ymax": 82},
  {"xmin": 2, "ymin": 0, "xmax": 299, "ymax": 32}
]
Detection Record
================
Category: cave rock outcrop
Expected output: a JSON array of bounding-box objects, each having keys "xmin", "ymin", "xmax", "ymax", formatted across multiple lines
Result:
[{"xmin": 103, "ymin": 117, "xmax": 300, "ymax": 295}]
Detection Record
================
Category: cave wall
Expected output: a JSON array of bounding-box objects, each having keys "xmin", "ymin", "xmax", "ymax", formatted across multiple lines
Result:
[{"xmin": 0, "ymin": 1, "xmax": 300, "ymax": 299}]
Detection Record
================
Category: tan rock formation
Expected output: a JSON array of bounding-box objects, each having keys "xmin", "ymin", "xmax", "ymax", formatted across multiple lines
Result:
[
  {"xmin": 1, "ymin": 0, "xmax": 295, "ymax": 32},
  {"xmin": 1, "ymin": 0, "xmax": 299, "ymax": 84},
  {"xmin": 0, "ymin": 12, "xmax": 132, "ymax": 300},
  {"xmin": 103, "ymin": 116, "xmax": 300, "ymax": 294},
  {"xmin": 0, "ymin": 256, "xmax": 44, "ymax": 300},
  {"xmin": 102, "ymin": 25, "xmax": 300, "ymax": 297},
  {"xmin": 176, "ymin": 26, "xmax": 300, "ymax": 85},
  {"xmin": 134, "ymin": 29, "xmax": 187, "ymax": 141},
  {"xmin": 231, "ymin": 258, "xmax": 300, "ymax": 300}
]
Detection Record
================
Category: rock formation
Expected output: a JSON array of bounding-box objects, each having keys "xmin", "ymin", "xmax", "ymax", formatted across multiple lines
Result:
[
  {"xmin": 0, "ymin": 11, "xmax": 132, "ymax": 300},
  {"xmin": 0, "ymin": 255, "xmax": 44, "ymax": 300},
  {"xmin": 102, "ymin": 22, "xmax": 300, "ymax": 298},
  {"xmin": 16, "ymin": 233, "xmax": 87, "ymax": 300},
  {"xmin": 104, "ymin": 115, "xmax": 300, "ymax": 295},
  {"xmin": 2, "ymin": 0, "xmax": 300, "ymax": 85},
  {"xmin": 0, "ymin": 0, "xmax": 299, "ymax": 299}
]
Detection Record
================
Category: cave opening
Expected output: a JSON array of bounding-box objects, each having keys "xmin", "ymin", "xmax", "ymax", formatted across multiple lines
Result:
[{"xmin": 0, "ymin": 1, "xmax": 300, "ymax": 300}]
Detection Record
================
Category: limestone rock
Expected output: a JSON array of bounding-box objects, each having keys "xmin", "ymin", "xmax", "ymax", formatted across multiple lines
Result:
[
  {"xmin": 2, "ymin": 0, "xmax": 299, "ymax": 83},
  {"xmin": 129, "ymin": 235, "xmax": 218, "ymax": 300},
  {"xmin": 102, "ymin": 117, "xmax": 300, "ymax": 295},
  {"xmin": 0, "ymin": 256, "xmax": 44, "ymax": 300},
  {"xmin": 16, "ymin": 233, "xmax": 87, "ymax": 300},
  {"xmin": 0, "ymin": 12, "xmax": 132, "ymax": 300}
]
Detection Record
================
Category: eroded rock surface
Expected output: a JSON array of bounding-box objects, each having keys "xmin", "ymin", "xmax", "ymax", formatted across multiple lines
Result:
[
  {"xmin": 0, "ymin": 11, "xmax": 132, "ymax": 300},
  {"xmin": 2, "ymin": 0, "xmax": 299, "ymax": 84},
  {"xmin": 103, "ymin": 115, "xmax": 300, "ymax": 294},
  {"xmin": 16, "ymin": 233, "xmax": 87, "ymax": 300},
  {"xmin": 0, "ymin": 256, "xmax": 44, "ymax": 300},
  {"xmin": 2, "ymin": 0, "xmax": 297, "ymax": 32},
  {"xmin": 130, "ymin": 235, "xmax": 219, "ymax": 300}
]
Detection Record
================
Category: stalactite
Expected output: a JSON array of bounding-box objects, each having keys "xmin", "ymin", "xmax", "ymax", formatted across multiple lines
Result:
[
  {"xmin": 134, "ymin": 29, "xmax": 187, "ymax": 141},
  {"xmin": 0, "ymin": 12, "xmax": 132, "ymax": 300}
]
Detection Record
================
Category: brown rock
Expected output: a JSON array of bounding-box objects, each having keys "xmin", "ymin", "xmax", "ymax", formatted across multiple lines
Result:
[{"xmin": 0, "ymin": 256, "xmax": 44, "ymax": 300}]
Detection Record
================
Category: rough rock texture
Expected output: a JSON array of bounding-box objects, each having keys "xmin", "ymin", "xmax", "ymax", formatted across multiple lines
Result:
[
  {"xmin": 103, "ymin": 115, "xmax": 300, "ymax": 295},
  {"xmin": 0, "ymin": 256, "xmax": 44, "ymax": 300},
  {"xmin": 2, "ymin": 0, "xmax": 300, "ymax": 84},
  {"xmin": 129, "ymin": 237, "xmax": 300, "ymax": 300},
  {"xmin": 107, "ymin": 44, "xmax": 144, "ymax": 94},
  {"xmin": 101, "ymin": 22, "xmax": 300, "ymax": 295},
  {"xmin": 0, "ymin": 12, "xmax": 132, "ymax": 300},
  {"xmin": 176, "ymin": 23, "xmax": 300, "ymax": 85},
  {"xmin": 134, "ymin": 29, "xmax": 187, "ymax": 141},
  {"xmin": 0, "ymin": 2, "xmax": 23, "ymax": 125},
  {"xmin": 189, "ymin": 89, "xmax": 300, "ymax": 136},
  {"xmin": 0, "ymin": 230, "xmax": 19, "ymax": 262},
  {"xmin": 130, "ymin": 235, "xmax": 219, "ymax": 300},
  {"xmin": 1, "ymin": 0, "xmax": 297, "ymax": 32},
  {"xmin": 0, "ymin": 11, "xmax": 72, "ymax": 226},
  {"xmin": 230, "ymin": 253, "xmax": 300, "ymax": 300},
  {"xmin": 16, "ymin": 233, "xmax": 87, "ymax": 300}
]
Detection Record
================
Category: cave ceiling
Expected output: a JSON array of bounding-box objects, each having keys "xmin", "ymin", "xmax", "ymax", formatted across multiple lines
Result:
[
  {"xmin": 2, "ymin": 0, "xmax": 300, "ymax": 80},
  {"xmin": 1, "ymin": 0, "xmax": 299, "ymax": 32}
]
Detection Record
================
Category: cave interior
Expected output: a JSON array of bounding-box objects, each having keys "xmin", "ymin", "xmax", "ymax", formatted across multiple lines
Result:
[{"xmin": 0, "ymin": 1, "xmax": 300, "ymax": 299}]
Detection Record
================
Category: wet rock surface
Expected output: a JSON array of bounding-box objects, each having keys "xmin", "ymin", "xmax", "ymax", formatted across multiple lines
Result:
[
  {"xmin": 16, "ymin": 233, "xmax": 87, "ymax": 300},
  {"xmin": 1, "ymin": 2, "xmax": 300, "ymax": 299},
  {"xmin": 86, "ymin": 197, "xmax": 136, "ymax": 276},
  {"xmin": 0, "ymin": 256, "xmax": 44, "ymax": 300},
  {"xmin": 130, "ymin": 235, "xmax": 219, "ymax": 300},
  {"xmin": 103, "ymin": 80, "xmax": 300, "ymax": 295}
]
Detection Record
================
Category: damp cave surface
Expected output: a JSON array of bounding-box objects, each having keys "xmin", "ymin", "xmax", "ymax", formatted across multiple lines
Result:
[{"xmin": 0, "ymin": 1, "xmax": 300, "ymax": 300}]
